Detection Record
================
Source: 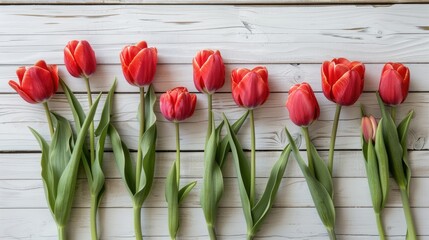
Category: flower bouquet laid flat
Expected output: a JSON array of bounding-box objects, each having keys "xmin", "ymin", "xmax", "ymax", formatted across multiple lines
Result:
[{"xmin": 8, "ymin": 37, "xmax": 419, "ymax": 240}]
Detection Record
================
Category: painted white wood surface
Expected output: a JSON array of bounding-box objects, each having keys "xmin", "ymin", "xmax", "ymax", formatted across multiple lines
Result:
[{"xmin": 0, "ymin": 3, "xmax": 428, "ymax": 240}]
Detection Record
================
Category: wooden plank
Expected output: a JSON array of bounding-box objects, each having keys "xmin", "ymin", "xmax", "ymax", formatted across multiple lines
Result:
[
  {"xmin": 0, "ymin": 93, "xmax": 426, "ymax": 151},
  {"xmin": 0, "ymin": 208, "xmax": 428, "ymax": 239},
  {"xmin": 1, "ymin": 63, "xmax": 428, "ymax": 93},
  {"xmin": 1, "ymin": 151, "xmax": 429, "ymax": 180},
  {"xmin": 1, "ymin": 177, "xmax": 428, "ymax": 208},
  {"xmin": 0, "ymin": 5, "xmax": 428, "ymax": 64}
]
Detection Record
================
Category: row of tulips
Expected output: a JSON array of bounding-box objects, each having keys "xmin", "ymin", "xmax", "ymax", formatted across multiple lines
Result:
[{"xmin": 8, "ymin": 39, "xmax": 415, "ymax": 240}]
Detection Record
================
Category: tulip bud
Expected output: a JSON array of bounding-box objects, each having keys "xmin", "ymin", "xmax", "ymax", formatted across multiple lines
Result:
[
  {"xmin": 120, "ymin": 41, "xmax": 158, "ymax": 87},
  {"xmin": 361, "ymin": 115, "xmax": 378, "ymax": 142},
  {"xmin": 378, "ymin": 62, "xmax": 410, "ymax": 106},
  {"xmin": 231, "ymin": 66, "xmax": 269, "ymax": 109},
  {"xmin": 64, "ymin": 40, "xmax": 97, "ymax": 78},
  {"xmin": 9, "ymin": 60, "xmax": 59, "ymax": 104},
  {"xmin": 193, "ymin": 50, "xmax": 225, "ymax": 94},
  {"xmin": 321, "ymin": 58, "xmax": 365, "ymax": 106},
  {"xmin": 286, "ymin": 82, "xmax": 320, "ymax": 126},
  {"xmin": 160, "ymin": 87, "xmax": 197, "ymax": 122}
]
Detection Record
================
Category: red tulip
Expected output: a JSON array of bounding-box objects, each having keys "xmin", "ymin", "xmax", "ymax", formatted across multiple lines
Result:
[
  {"xmin": 193, "ymin": 50, "xmax": 225, "ymax": 94},
  {"xmin": 321, "ymin": 58, "xmax": 365, "ymax": 106},
  {"xmin": 160, "ymin": 87, "xmax": 197, "ymax": 122},
  {"xmin": 64, "ymin": 40, "xmax": 97, "ymax": 78},
  {"xmin": 379, "ymin": 62, "xmax": 410, "ymax": 105},
  {"xmin": 286, "ymin": 82, "xmax": 320, "ymax": 126},
  {"xmin": 361, "ymin": 115, "xmax": 377, "ymax": 142},
  {"xmin": 120, "ymin": 41, "xmax": 158, "ymax": 87},
  {"xmin": 9, "ymin": 60, "xmax": 59, "ymax": 104},
  {"xmin": 231, "ymin": 67, "xmax": 269, "ymax": 109}
]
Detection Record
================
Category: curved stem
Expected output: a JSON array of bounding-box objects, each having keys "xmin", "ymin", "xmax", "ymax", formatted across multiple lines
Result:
[
  {"xmin": 375, "ymin": 212, "xmax": 386, "ymax": 240},
  {"xmin": 249, "ymin": 109, "xmax": 256, "ymax": 207},
  {"xmin": 400, "ymin": 187, "xmax": 417, "ymax": 240},
  {"xmin": 43, "ymin": 102, "xmax": 54, "ymax": 137},
  {"xmin": 90, "ymin": 194, "xmax": 99, "ymax": 240},
  {"xmin": 207, "ymin": 224, "xmax": 217, "ymax": 240},
  {"xmin": 302, "ymin": 127, "xmax": 315, "ymax": 176},
  {"xmin": 136, "ymin": 87, "xmax": 146, "ymax": 191},
  {"xmin": 175, "ymin": 122, "xmax": 181, "ymax": 187},
  {"xmin": 391, "ymin": 106, "xmax": 397, "ymax": 124},
  {"xmin": 328, "ymin": 104, "xmax": 342, "ymax": 175},
  {"xmin": 133, "ymin": 204, "xmax": 143, "ymax": 240},
  {"xmin": 84, "ymin": 76, "xmax": 95, "ymax": 165},
  {"xmin": 327, "ymin": 227, "xmax": 337, "ymax": 240},
  {"xmin": 206, "ymin": 94, "xmax": 213, "ymax": 141},
  {"xmin": 58, "ymin": 225, "xmax": 66, "ymax": 240}
]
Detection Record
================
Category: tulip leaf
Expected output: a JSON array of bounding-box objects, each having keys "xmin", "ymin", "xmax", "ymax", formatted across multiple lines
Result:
[
  {"xmin": 224, "ymin": 114, "xmax": 253, "ymax": 230},
  {"xmin": 54, "ymin": 93, "xmax": 102, "ymax": 226},
  {"xmin": 397, "ymin": 110, "xmax": 414, "ymax": 193},
  {"xmin": 376, "ymin": 93, "xmax": 406, "ymax": 189},
  {"xmin": 285, "ymin": 128, "xmax": 335, "ymax": 230},
  {"xmin": 165, "ymin": 161, "xmax": 179, "ymax": 239},
  {"xmin": 309, "ymin": 143, "xmax": 333, "ymax": 197},
  {"xmin": 30, "ymin": 127, "xmax": 55, "ymax": 214},
  {"xmin": 366, "ymin": 140, "xmax": 382, "ymax": 213},
  {"xmin": 251, "ymin": 144, "xmax": 291, "ymax": 235},
  {"xmin": 374, "ymin": 119, "xmax": 389, "ymax": 208},
  {"xmin": 179, "ymin": 181, "xmax": 197, "ymax": 204}
]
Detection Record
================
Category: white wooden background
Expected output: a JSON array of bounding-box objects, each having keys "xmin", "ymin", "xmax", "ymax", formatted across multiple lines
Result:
[{"xmin": 0, "ymin": 2, "xmax": 429, "ymax": 239}]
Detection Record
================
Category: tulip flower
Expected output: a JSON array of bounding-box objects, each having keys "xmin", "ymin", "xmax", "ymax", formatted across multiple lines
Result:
[
  {"xmin": 160, "ymin": 87, "xmax": 197, "ymax": 239},
  {"xmin": 64, "ymin": 40, "xmax": 96, "ymax": 78},
  {"xmin": 231, "ymin": 67, "xmax": 269, "ymax": 109},
  {"xmin": 160, "ymin": 87, "xmax": 197, "ymax": 122},
  {"xmin": 193, "ymin": 49, "xmax": 225, "ymax": 94},
  {"xmin": 379, "ymin": 62, "xmax": 410, "ymax": 106},
  {"xmin": 361, "ymin": 115, "xmax": 377, "ymax": 142},
  {"xmin": 9, "ymin": 60, "xmax": 59, "ymax": 135},
  {"xmin": 286, "ymin": 83, "xmax": 320, "ymax": 127},
  {"xmin": 120, "ymin": 41, "xmax": 158, "ymax": 87},
  {"xmin": 321, "ymin": 58, "xmax": 365, "ymax": 175},
  {"xmin": 321, "ymin": 58, "xmax": 365, "ymax": 106}
]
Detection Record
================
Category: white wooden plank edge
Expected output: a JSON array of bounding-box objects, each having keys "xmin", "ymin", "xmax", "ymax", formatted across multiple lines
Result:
[
  {"xmin": 0, "ymin": 5, "xmax": 428, "ymax": 64},
  {"xmin": 1, "ymin": 177, "xmax": 428, "ymax": 208},
  {"xmin": 1, "ymin": 151, "xmax": 428, "ymax": 179},
  {"xmin": 1, "ymin": 64, "xmax": 428, "ymax": 93},
  {"xmin": 0, "ymin": 208, "xmax": 427, "ymax": 238},
  {"xmin": 0, "ymin": 93, "xmax": 426, "ymax": 151}
]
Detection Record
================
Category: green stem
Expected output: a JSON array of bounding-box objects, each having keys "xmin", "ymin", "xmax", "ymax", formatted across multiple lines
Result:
[
  {"xmin": 246, "ymin": 231, "xmax": 254, "ymax": 240},
  {"xmin": 43, "ymin": 102, "xmax": 54, "ymax": 137},
  {"xmin": 58, "ymin": 225, "xmax": 66, "ymax": 240},
  {"xmin": 207, "ymin": 224, "xmax": 217, "ymax": 240},
  {"xmin": 375, "ymin": 212, "xmax": 386, "ymax": 240},
  {"xmin": 391, "ymin": 106, "xmax": 397, "ymax": 124},
  {"xmin": 328, "ymin": 104, "xmax": 342, "ymax": 175},
  {"xmin": 175, "ymin": 122, "xmax": 180, "ymax": 187},
  {"xmin": 136, "ymin": 87, "xmax": 146, "ymax": 191},
  {"xmin": 249, "ymin": 109, "xmax": 256, "ymax": 208},
  {"xmin": 206, "ymin": 94, "xmax": 213, "ymax": 141},
  {"xmin": 90, "ymin": 195, "xmax": 98, "ymax": 240},
  {"xmin": 327, "ymin": 227, "xmax": 337, "ymax": 240},
  {"xmin": 84, "ymin": 76, "xmax": 95, "ymax": 165},
  {"xmin": 302, "ymin": 127, "xmax": 315, "ymax": 176},
  {"xmin": 133, "ymin": 204, "xmax": 143, "ymax": 240},
  {"xmin": 400, "ymin": 187, "xmax": 417, "ymax": 240}
]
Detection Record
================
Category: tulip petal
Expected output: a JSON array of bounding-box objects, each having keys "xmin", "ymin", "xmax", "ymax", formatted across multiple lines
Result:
[
  {"xmin": 200, "ymin": 53, "xmax": 225, "ymax": 93},
  {"xmin": 64, "ymin": 47, "xmax": 82, "ymax": 78},
  {"xmin": 127, "ymin": 48, "xmax": 157, "ymax": 86},
  {"xmin": 136, "ymin": 41, "xmax": 148, "ymax": 49},
  {"xmin": 160, "ymin": 93, "xmax": 175, "ymax": 121},
  {"xmin": 21, "ymin": 66, "xmax": 55, "ymax": 103},
  {"xmin": 332, "ymin": 70, "xmax": 363, "ymax": 106},
  {"xmin": 47, "ymin": 64, "xmax": 59, "ymax": 93},
  {"xmin": 9, "ymin": 80, "xmax": 37, "ymax": 104},
  {"xmin": 74, "ymin": 40, "xmax": 96, "ymax": 77},
  {"xmin": 379, "ymin": 69, "xmax": 405, "ymax": 105},
  {"xmin": 16, "ymin": 67, "xmax": 26, "ymax": 84}
]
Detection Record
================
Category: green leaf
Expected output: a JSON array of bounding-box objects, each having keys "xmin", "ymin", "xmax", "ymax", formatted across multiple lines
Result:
[
  {"xmin": 108, "ymin": 124, "xmax": 136, "ymax": 196},
  {"xmin": 309, "ymin": 143, "xmax": 333, "ymax": 197},
  {"xmin": 397, "ymin": 110, "xmax": 414, "ymax": 193},
  {"xmin": 366, "ymin": 140, "xmax": 382, "ymax": 213},
  {"xmin": 165, "ymin": 161, "xmax": 179, "ymax": 239},
  {"xmin": 179, "ymin": 181, "xmax": 197, "ymax": 204},
  {"xmin": 201, "ymin": 115, "xmax": 224, "ymax": 226},
  {"xmin": 251, "ymin": 144, "xmax": 291, "ymax": 234},
  {"xmin": 376, "ymin": 93, "xmax": 406, "ymax": 189},
  {"xmin": 30, "ymin": 128, "xmax": 55, "ymax": 214},
  {"xmin": 54, "ymin": 93, "xmax": 102, "ymax": 226},
  {"xmin": 216, "ymin": 110, "xmax": 249, "ymax": 168},
  {"xmin": 285, "ymin": 128, "xmax": 336, "ymax": 230},
  {"xmin": 374, "ymin": 119, "xmax": 389, "ymax": 208},
  {"xmin": 223, "ymin": 114, "xmax": 253, "ymax": 230}
]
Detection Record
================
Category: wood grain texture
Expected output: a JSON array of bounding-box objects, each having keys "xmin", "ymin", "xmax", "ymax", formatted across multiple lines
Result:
[{"xmin": 0, "ymin": 5, "xmax": 428, "ymax": 64}]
